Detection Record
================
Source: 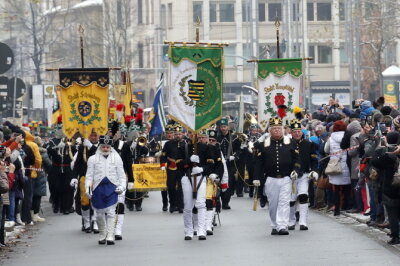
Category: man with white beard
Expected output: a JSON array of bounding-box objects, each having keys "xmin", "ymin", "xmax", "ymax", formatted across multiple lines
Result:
[
  {"xmin": 253, "ymin": 117, "xmax": 301, "ymax": 236},
  {"xmin": 85, "ymin": 135, "xmax": 126, "ymax": 245}
]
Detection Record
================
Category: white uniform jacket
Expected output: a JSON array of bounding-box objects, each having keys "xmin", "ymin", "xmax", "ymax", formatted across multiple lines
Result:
[{"xmin": 85, "ymin": 149, "xmax": 127, "ymax": 191}]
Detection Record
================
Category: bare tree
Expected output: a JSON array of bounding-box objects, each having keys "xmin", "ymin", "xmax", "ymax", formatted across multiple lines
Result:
[
  {"xmin": 1, "ymin": 0, "xmax": 71, "ymax": 84},
  {"xmin": 357, "ymin": 0, "xmax": 400, "ymax": 97}
]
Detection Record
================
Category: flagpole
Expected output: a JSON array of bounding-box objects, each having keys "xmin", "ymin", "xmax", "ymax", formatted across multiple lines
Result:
[
  {"xmin": 79, "ymin": 25, "xmax": 85, "ymax": 68},
  {"xmin": 275, "ymin": 19, "xmax": 280, "ymax": 59}
]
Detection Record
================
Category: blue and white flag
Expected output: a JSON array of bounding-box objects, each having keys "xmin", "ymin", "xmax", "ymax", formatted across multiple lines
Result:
[{"xmin": 149, "ymin": 75, "xmax": 167, "ymax": 137}]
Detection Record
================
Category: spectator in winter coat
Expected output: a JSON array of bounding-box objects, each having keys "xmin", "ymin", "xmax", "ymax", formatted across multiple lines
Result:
[{"xmin": 324, "ymin": 120, "xmax": 351, "ymax": 216}]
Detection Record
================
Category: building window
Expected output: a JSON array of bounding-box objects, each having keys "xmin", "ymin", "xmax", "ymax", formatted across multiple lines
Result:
[
  {"xmin": 317, "ymin": 3, "xmax": 331, "ymax": 21},
  {"xmin": 224, "ymin": 45, "xmax": 236, "ymax": 66},
  {"xmin": 242, "ymin": 3, "xmax": 250, "ymax": 22},
  {"xmin": 340, "ymin": 46, "xmax": 348, "ymax": 64},
  {"xmin": 307, "ymin": 3, "xmax": 314, "ymax": 21},
  {"xmin": 339, "ymin": 2, "xmax": 345, "ymax": 21},
  {"xmin": 220, "ymin": 3, "xmax": 234, "ymax": 22},
  {"xmin": 160, "ymin": 4, "xmax": 166, "ymax": 27},
  {"xmin": 258, "ymin": 44, "xmax": 268, "ymax": 59},
  {"xmin": 243, "ymin": 43, "xmax": 252, "ymax": 59},
  {"xmin": 317, "ymin": 45, "xmax": 332, "ymax": 64},
  {"xmin": 259, "ymin": 3, "xmax": 266, "ymax": 22},
  {"xmin": 210, "ymin": 2, "xmax": 235, "ymax": 23},
  {"xmin": 308, "ymin": 45, "xmax": 315, "ymax": 64},
  {"xmin": 210, "ymin": 3, "xmax": 217, "ymax": 22},
  {"xmin": 138, "ymin": 0, "xmax": 143, "ymax": 24},
  {"xmin": 168, "ymin": 3, "xmax": 173, "ymax": 27},
  {"xmin": 138, "ymin": 43, "xmax": 144, "ymax": 68},
  {"xmin": 268, "ymin": 3, "xmax": 282, "ymax": 21},
  {"xmin": 193, "ymin": 2, "xmax": 202, "ymax": 23},
  {"xmin": 292, "ymin": 2, "xmax": 300, "ymax": 21}
]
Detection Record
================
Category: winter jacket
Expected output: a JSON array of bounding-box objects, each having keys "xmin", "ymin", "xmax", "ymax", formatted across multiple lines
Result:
[
  {"xmin": 371, "ymin": 153, "xmax": 400, "ymax": 207},
  {"xmin": 324, "ymin": 131, "xmax": 351, "ymax": 185},
  {"xmin": 360, "ymin": 101, "xmax": 375, "ymax": 119},
  {"xmin": 348, "ymin": 132, "xmax": 361, "ymax": 180}
]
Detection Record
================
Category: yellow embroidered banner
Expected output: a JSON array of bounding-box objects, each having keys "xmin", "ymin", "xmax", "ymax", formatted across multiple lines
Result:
[
  {"xmin": 59, "ymin": 68, "xmax": 109, "ymax": 138},
  {"xmin": 131, "ymin": 163, "xmax": 167, "ymax": 191}
]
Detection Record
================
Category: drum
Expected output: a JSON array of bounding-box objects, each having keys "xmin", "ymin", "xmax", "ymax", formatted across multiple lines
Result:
[{"xmin": 139, "ymin": 156, "xmax": 160, "ymax": 164}]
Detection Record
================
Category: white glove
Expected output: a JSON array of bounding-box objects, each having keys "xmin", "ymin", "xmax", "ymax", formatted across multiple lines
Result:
[
  {"xmin": 57, "ymin": 140, "xmax": 65, "ymax": 149},
  {"xmin": 85, "ymin": 185, "xmax": 92, "ymax": 199},
  {"xmin": 70, "ymin": 178, "xmax": 78, "ymax": 188},
  {"xmin": 190, "ymin": 155, "xmax": 200, "ymax": 163},
  {"xmin": 191, "ymin": 166, "xmax": 203, "ymax": 175},
  {"xmin": 161, "ymin": 166, "xmax": 166, "ymax": 171},
  {"xmin": 229, "ymin": 155, "xmax": 235, "ymax": 161},
  {"xmin": 127, "ymin": 182, "xmax": 134, "ymax": 190},
  {"xmin": 308, "ymin": 171, "xmax": 319, "ymax": 181},
  {"xmin": 83, "ymin": 138, "xmax": 92, "ymax": 149},
  {"xmin": 290, "ymin": 171, "xmax": 298, "ymax": 180},
  {"xmin": 209, "ymin": 173, "xmax": 218, "ymax": 182},
  {"xmin": 115, "ymin": 186, "xmax": 124, "ymax": 195},
  {"xmin": 240, "ymin": 143, "xmax": 248, "ymax": 149},
  {"xmin": 222, "ymin": 188, "xmax": 228, "ymax": 192},
  {"xmin": 253, "ymin": 180, "xmax": 260, "ymax": 187},
  {"xmin": 155, "ymin": 151, "xmax": 161, "ymax": 157}
]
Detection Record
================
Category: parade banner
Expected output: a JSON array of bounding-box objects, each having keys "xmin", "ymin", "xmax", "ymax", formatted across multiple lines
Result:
[
  {"xmin": 59, "ymin": 68, "xmax": 109, "ymax": 138},
  {"xmin": 257, "ymin": 58, "xmax": 302, "ymax": 130},
  {"xmin": 132, "ymin": 163, "xmax": 167, "ymax": 191},
  {"xmin": 168, "ymin": 46, "xmax": 223, "ymax": 132},
  {"xmin": 149, "ymin": 75, "xmax": 167, "ymax": 136}
]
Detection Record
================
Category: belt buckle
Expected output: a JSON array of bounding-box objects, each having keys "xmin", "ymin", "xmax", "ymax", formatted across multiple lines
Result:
[{"xmin": 276, "ymin": 175, "xmax": 282, "ymax": 178}]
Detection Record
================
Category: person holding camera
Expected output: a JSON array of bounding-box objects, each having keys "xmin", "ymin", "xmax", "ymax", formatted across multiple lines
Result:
[{"xmin": 371, "ymin": 131, "xmax": 400, "ymax": 245}]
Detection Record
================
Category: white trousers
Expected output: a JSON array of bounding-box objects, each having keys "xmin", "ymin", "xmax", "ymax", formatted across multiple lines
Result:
[
  {"xmin": 265, "ymin": 176, "xmax": 291, "ymax": 231},
  {"xmin": 182, "ymin": 175, "xmax": 206, "ymax": 237},
  {"xmin": 289, "ymin": 174, "xmax": 309, "ymax": 226},
  {"xmin": 94, "ymin": 204, "xmax": 117, "ymax": 241}
]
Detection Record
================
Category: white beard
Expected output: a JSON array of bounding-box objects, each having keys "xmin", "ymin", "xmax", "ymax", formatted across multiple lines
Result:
[{"xmin": 101, "ymin": 151, "xmax": 111, "ymax": 156}]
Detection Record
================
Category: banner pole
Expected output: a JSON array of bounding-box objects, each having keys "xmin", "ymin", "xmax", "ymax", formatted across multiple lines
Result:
[
  {"xmin": 79, "ymin": 25, "xmax": 85, "ymax": 68},
  {"xmin": 275, "ymin": 19, "xmax": 281, "ymax": 59}
]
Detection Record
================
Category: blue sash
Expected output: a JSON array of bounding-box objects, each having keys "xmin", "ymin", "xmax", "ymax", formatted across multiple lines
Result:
[{"xmin": 91, "ymin": 177, "xmax": 117, "ymax": 209}]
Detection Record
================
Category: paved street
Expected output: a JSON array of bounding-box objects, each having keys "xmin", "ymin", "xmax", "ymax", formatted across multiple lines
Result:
[{"xmin": 3, "ymin": 192, "xmax": 400, "ymax": 266}]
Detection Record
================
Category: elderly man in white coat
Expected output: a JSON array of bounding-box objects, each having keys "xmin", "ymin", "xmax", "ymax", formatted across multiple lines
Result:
[{"xmin": 85, "ymin": 135, "xmax": 127, "ymax": 245}]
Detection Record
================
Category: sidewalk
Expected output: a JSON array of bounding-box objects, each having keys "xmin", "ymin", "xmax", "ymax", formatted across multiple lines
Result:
[{"xmin": 314, "ymin": 207, "xmax": 400, "ymax": 252}]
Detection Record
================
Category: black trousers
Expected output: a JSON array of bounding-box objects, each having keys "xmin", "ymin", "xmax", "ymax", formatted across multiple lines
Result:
[
  {"xmin": 32, "ymin": 196, "xmax": 42, "ymax": 214},
  {"xmin": 385, "ymin": 204, "xmax": 400, "ymax": 238},
  {"xmin": 167, "ymin": 169, "xmax": 183, "ymax": 209},
  {"xmin": 220, "ymin": 163, "xmax": 235, "ymax": 206},
  {"xmin": 50, "ymin": 170, "xmax": 73, "ymax": 213},
  {"xmin": 21, "ymin": 177, "xmax": 33, "ymax": 223},
  {"xmin": 126, "ymin": 191, "xmax": 143, "ymax": 208},
  {"xmin": 161, "ymin": 190, "xmax": 168, "ymax": 207},
  {"xmin": 235, "ymin": 160, "xmax": 246, "ymax": 195}
]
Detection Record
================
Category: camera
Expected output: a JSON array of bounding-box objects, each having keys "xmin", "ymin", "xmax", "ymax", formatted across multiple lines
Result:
[{"xmin": 378, "ymin": 122, "xmax": 388, "ymax": 135}]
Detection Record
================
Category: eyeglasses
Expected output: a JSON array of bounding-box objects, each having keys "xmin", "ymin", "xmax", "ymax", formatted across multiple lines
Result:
[{"xmin": 209, "ymin": 139, "xmax": 216, "ymax": 142}]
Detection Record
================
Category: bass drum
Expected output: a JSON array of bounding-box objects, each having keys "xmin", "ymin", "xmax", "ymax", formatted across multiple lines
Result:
[{"xmin": 139, "ymin": 156, "xmax": 160, "ymax": 164}]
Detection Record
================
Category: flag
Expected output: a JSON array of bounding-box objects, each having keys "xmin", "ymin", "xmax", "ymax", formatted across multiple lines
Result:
[
  {"xmin": 168, "ymin": 46, "xmax": 223, "ymax": 132},
  {"xmin": 149, "ymin": 75, "xmax": 167, "ymax": 137},
  {"xmin": 58, "ymin": 68, "xmax": 109, "ymax": 138},
  {"xmin": 124, "ymin": 71, "xmax": 133, "ymax": 116},
  {"xmin": 257, "ymin": 58, "xmax": 303, "ymax": 130}
]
